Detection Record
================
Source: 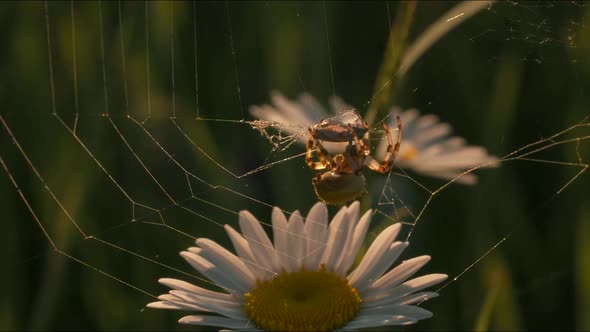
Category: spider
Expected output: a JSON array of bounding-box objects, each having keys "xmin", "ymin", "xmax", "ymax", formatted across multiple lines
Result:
[{"xmin": 306, "ymin": 110, "xmax": 402, "ymax": 205}]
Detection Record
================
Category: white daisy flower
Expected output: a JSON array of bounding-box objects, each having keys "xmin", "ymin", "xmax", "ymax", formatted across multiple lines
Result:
[
  {"xmin": 249, "ymin": 92, "xmax": 499, "ymax": 185},
  {"xmin": 378, "ymin": 107, "xmax": 500, "ymax": 185},
  {"xmin": 148, "ymin": 201, "xmax": 446, "ymax": 331}
]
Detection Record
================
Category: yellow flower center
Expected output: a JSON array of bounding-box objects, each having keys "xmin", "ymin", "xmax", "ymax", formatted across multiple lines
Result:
[
  {"xmin": 244, "ymin": 266, "xmax": 362, "ymax": 331},
  {"xmin": 402, "ymin": 145, "xmax": 418, "ymax": 161}
]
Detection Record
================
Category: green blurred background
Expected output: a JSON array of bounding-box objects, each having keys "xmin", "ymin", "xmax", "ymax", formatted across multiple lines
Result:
[{"xmin": 1, "ymin": 1, "xmax": 590, "ymax": 330}]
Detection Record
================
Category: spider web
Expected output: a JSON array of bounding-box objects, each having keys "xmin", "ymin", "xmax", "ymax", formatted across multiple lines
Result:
[{"xmin": 1, "ymin": 1, "xmax": 589, "ymax": 330}]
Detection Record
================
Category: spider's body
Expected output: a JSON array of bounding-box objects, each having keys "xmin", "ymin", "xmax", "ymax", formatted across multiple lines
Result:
[
  {"xmin": 312, "ymin": 171, "xmax": 366, "ymax": 205},
  {"xmin": 306, "ymin": 111, "xmax": 402, "ymax": 205},
  {"xmin": 311, "ymin": 110, "xmax": 369, "ymax": 142}
]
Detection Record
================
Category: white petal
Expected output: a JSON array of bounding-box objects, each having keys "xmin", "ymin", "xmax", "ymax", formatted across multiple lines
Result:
[
  {"xmin": 224, "ymin": 225, "xmax": 270, "ymax": 280},
  {"xmin": 361, "ymin": 241, "xmax": 408, "ymax": 293},
  {"xmin": 420, "ymin": 169, "xmax": 479, "ymax": 185},
  {"xmin": 364, "ymin": 274, "xmax": 448, "ymax": 307},
  {"xmin": 158, "ymin": 278, "xmax": 234, "ymax": 302},
  {"xmin": 328, "ymin": 95, "xmax": 354, "ymax": 113},
  {"xmin": 395, "ymin": 108, "xmax": 420, "ymax": 131},
  {"xmin": 346, "ymin": 201, "xmax": 360, "ymax": 227},
  {"xmin": 147, "ymin": 299, "xmax": 208, "ymax": 312},
  {"xmin": 187, "ymin": 247, "xmax": 202, "ymax": 255},
  {"xmin": 320, "ymin": 205, "xmax": 353, "ymax": 271},
  {"xmin": 271, "ymin": 91, "xmax": 318, "ymax": 127},
  {"xmin": 169, "ymin": 290, "xmax": 247, "ymax": 320},
  {"xmin": 286, "ymin": 210, "xmax": 306, "ymax": 272},
  {"xmin": 271, "ymin": 207, "xmax": 290, "ymax": 268},
  {"xmin": 412, "ymin": 123, "xmax": 452, "ymax": 147},
  {"xmin": 303, "ymin": 202, "xmax": 329, "ymax": 269},
  {"xmin": 396, "ymin": 291, "xmax": 439, "ymax": 305},
  {"xmin": 347, "ymin": 224, "xmax": 402, "ymax": 290},
  {"xmin": 196, "ymin": 238, "xmax": 256, "ymax": 290},
  {"xmin": 342, "ymin": 314, "xmax": 417, "ymax": 329},
  {"xmin": 158, "ymin": 293, "xmax": 184, "ymax": 302},
  {"xmin": 249, "ymin": 104, "xmax": 286, "ymax": 123},
  {"xmin": 180, "ymin": 251, "xmax": 244, "ymax": 295},
  {"xmin": 179, "ymin": 315, "xmax": 253, "ymax": 329},
  {"xmin": 335, "ymin": 209, "xmax": 372, "ymax": 275},
  {"xmin": 146, "ymin": 300, "xmax": 182, "ymax": 310},
  {"xmin": 239, "ymin": 210, "xmax": 280, "ymax": 272},
  {"xmin": 249, "ymin": 100, "xmax": 308, "ymax": 141},
  {"xmin": 441, "ymin": 136, "xmax": 467, "ymax": 149},
  {"xmin": 298, "ymin": 92, "xmax": 331, "ymax": 122},
  {"xmin": 414, "ymin": 114, "xmax": 440, "ymax": 131},
  {"xmin": 333, "ymin": 204, "xmax": 361, "ymax": 274},
  {"xmin": 418, "ymin": 146, "xmax": 492, "ymax": 169},
  {"xmin": 224, "ymin": 225, "xmax": 255, "ymax": 262},
  {"xmin": 147, "ymin": 294, "xmax": 209, "ymax": 312},
  {"xmin": 411, "ymin": 142, "xmax": 445, "ymax": 162},
  {"xmin": 249, "ymin": 107, "xmax": 303, "ymax": 137},
  {"xmin": 159, "ymin": 293, "xmax": 211, "ymax": 312},
  {"xmin": 360, "ymin": 304, "xmax": 433, "ymax": 320},
  {"xmin": 483, "ymin": 156, "xmax": 502, "ymax": 168},
  {"xmin": 369, "ymin": 255, "xmax": 431, "ymax": 291}
]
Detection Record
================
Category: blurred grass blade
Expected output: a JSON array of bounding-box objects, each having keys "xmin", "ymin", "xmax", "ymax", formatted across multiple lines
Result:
[
  {"xmin": 474, "ymin": 44, "xmax": 524, "ymax": 331},
  {"xmin": 473, "ymin": 282, "xmax": 500, "ymax": 331},
  {"xmin": 480, "ymin": 257, "xmax": 523, "ymax": 330},
  {"xmin": 576, "ymin": 201, "xmax": 590, "ymax": 330},
  {"xmin": 398, "ymin": 1, "xmax": 496, "ymax": 78},
  {"xmin": 365, "ymin": 1, "xmax": 416, "ymax": 126},
  {"xmin": 366, "ymin": 1, "xmax": 494, "ymax": 125},
  {"xmin": 28, "ymin": 137, "xmax": 92, "ymax": 330}
]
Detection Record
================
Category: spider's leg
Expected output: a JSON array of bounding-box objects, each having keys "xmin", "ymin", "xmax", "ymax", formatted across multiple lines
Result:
[
  {"xmin": 347, "ymin": 123, "xmax": 370, "ymax": 156},
  {"xmin": 364, "ymin": 156, "xmax": 389, "ymax": 173},
  {"xmin": 314, "ymin": 135, "xmax": 337, "ymax": 169},
  {"xmin": 341, "ymin": 152, "xmax": 360, "ymax": 174},
  {"xmin": 306, "ymin": 129, "xmax": 336, "ymax": 170},
  {"xmin": 364, "ymin": 116, "xmax": 402, "ymax": 173},
  {"xmin": 389, "ymin": 115, "xmax": 402, "ymax": 166},
  {"xmin": 306, "ymin": 134, "xmax": 327, "ymax": 170},
  {"xmin": 346, "ymin": 123, "xmax": 367, "ymax": 173}
]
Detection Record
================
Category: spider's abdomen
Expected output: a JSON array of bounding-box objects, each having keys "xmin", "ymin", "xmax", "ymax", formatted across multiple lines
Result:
[{"xmin": 312, "ymin": 172, "xmax": 366, "ymax": 205}]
